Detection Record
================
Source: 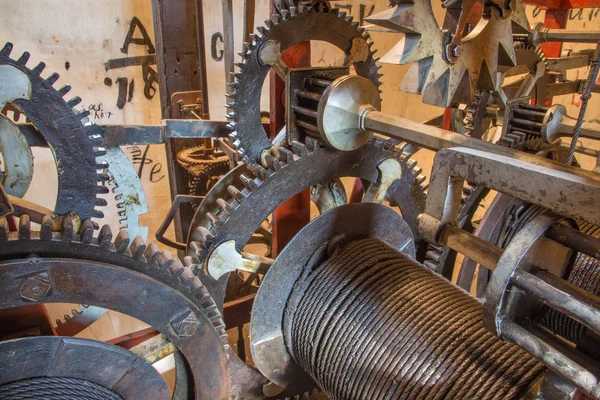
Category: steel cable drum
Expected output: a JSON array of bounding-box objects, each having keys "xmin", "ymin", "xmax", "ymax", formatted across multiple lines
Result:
[{"xmin": 283, "ymin": 238, "xmax": 545, "ymax": 400}]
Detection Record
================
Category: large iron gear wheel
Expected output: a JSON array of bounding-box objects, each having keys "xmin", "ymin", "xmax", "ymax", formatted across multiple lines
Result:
[
  {"xmin": 0, "ymin": 215, "xmax": 228, "ymax": 345},
  {"xmin": 366, "ymin": 1, "xmax": 529, "ymax": 107},
  {"xmin": 0, "ymin": 42, "xmax": 107, "ymax": 220},
  {"xmin": 226, "ymin": 4, "xmax": 382, "ymax": 163},
  {"xmin": 187, "ymin": 137, "xmax": 427, "ymax": 308},
  {"xmin": 0, "ymin": 216, "xmax": 230, "ymax": 399}
]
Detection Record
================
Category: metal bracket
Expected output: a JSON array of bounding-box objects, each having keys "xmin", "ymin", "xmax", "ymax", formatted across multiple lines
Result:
[
  {"xmin": 155, "ymin": 194, "xmax": 204, "ymax": 250},
  {"xmin": 171, "ymin": 90, "xmax": 205, "ymax": 119}
]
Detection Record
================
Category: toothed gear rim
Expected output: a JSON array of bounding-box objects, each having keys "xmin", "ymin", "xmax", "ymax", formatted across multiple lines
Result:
[
  {"xmin": 0, "ymin": 216, "xmax": 228, "ymax": 347},
  {"xmin": 0, "ymin": 256, "xmax": 230, "ymax": 399},
  {"xmin": 227, "ymin": 6, "xmax": 382, "ymax": 163},
  {"xmin": 0, "ymin": 42, "xmax": 107, "ymax": 219},
  {"xmin": 187, "ymin": 137, "xmax": 427, "ymax": 308}
]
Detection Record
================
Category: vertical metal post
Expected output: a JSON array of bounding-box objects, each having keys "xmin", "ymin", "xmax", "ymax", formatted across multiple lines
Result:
[
  {"xmin": 243, "ymin": 0, "xmax": 256, "ymax": 43},
  {"xmin": 151, "ymin": 0, "xmax": 204, "ymax": 255},
  {"xmin": 222, "ymin": 0, "xmax": 235, "ymax": 95},
  {"xmin": 269, "ymin": 2, "xmax": 311, "ymax": 256},
  {"xmin": 195, "ymin": 0, "xmax": 210, "ymax": 119}
]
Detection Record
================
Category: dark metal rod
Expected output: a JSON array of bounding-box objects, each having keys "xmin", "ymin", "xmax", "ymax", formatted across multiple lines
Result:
[
  {"xmin": 512, "ymin": 270, "xmax": 600, "ymax": 335},
  {"xmin": 547, "ymin": 223, "xmax": 600, "ymax": 260},
  {"xmin": 292, "ymin": 105, "xmax": 318, "ymax": 119},
  {"xmin": 243, "ymin": 0, "xmax": 256, "ymax": 43},
  {"xmin": 500, "ymin": 319, "xmax": 598, "ymax": 396},
  {"xmin": 195, "ymin": 0, "xmax": 210, "ymax": 118},
  {"xmin": 296, "ymin": 120, "xmax": 320, "ymax": 132},
  {"xmin": 513, "ymin": 108, "xmax": 546, "ymax": 119},
  {"xmin": 518, "ymin": 103, "xmax": 550, "ymax": 112},
  {"xmin": 512, "ymin": 118, "xmax": 543, "ymax": 128},
  {"xmin": 439, "ymin": 223, "xmax": 502, "ymax": 271},
  {"xmin": 222, "ymin": 0, "xmax": 235, "ymax": 95},
  {"xmin": 297, "ymin": 90, "xmax": 322, "ymax": 101},
  {"xmin": 307, "ymin": 77, "xmax": 331, "ymax": 88}
]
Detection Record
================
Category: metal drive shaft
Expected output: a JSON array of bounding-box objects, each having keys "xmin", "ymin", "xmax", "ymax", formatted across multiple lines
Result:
[{"xmin": 283, "ymin": 238, "xmax": 544, "ymax": 400}]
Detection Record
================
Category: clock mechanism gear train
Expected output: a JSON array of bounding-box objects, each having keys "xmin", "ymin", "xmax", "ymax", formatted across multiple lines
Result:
[{"xmin": 1, "ymin": 1, "xmax": 600, "ymax": 399}]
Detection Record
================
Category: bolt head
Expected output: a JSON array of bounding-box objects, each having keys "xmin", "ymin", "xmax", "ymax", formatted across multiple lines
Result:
[
  {"xmin": 450, "ymin": 45, "xmax": 462, "ymax": 58},
  {"xmin": 20, "ymin": 274, "xmax": 52, "ymax": 301},
  {"xmin": 171, "ymin": 311, "xmax": 199, "ymax": 337}
]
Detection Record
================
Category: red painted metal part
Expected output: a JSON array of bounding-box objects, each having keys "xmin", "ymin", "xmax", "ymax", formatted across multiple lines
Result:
[
  {"xmin": 268, "ymin": 2, "xmax": 311, "ymax": 257},
  {"xmin": 523, "ymin": 0, "xmax": 600, "ymax": 9}
]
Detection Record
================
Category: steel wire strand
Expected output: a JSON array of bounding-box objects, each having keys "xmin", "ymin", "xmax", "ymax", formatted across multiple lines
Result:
[
  {"xmin": 0, "ymin": 377, "xmax": 122, "ymax": 400},
  {"xmin": 286, "ymin": 238, "xmax": 544, "ymax": 400}
]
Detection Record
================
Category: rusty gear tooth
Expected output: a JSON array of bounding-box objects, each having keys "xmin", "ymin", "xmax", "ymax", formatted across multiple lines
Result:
[
  {"xmin": 206, "ymin": 212, "xmax": 224, "ymax": 228},
  {"xmin": 199, "ymin": 226, "xmax": 214, "ymax": 242},
  {"xmin": 292, "ymin": 141, "xmax": 308, "ymax": 157},
  {"xmin": 246, "ymin": 161, "xmax": 268, "ymax": 180},
  {"xmin": 97, "ymin": 225, "xmax": 113, "ymax": 247},
  {"xmin": 144, "ymin": 243, "xmax": 161, "ymax": 264},
  {"xmin": 30, "ymin": 61, "xmax": 46, "ymax": 76},
  {"xmin": 113, "ymin": 230, "xmax": 130, "ymax": 252},
  {"xmin": 278, "ymin": 147, "xmax": 294, "ymax": 164},
  {"xmin": 128, "ymin": 236, "xmax": 147, "ymax": 260},
  {"xmin": 1, "ymin": 42, "xmax": 13, "ymax": 56},
  {"xmin": 80, "ymin": 220, "xmax": 95, "ymax": 244},
  {"xmin": 165, "ymin": 258, "xmax": 185, "ymax": 278},
  {"xmin": 61, "ymin": 216, "xmax": 74, "ymax": 242},
  {"xmin": 216, "ymin": 198, "xmax": 233, "ymax": 216},
  {"xmin": 157, "ymin": 250, "xmax": 173, "ymax": 269},
  {"xmin": 66, "ymin": 96, "xmax": 82, "ymax": 108},
  {"xmin": 18, "ymin": 214, "xmax": 31, "ymax": 240},
  {"xmin": 265, "ymin": 154, "xmax": 282, "ymax": 171},
  {"xmin": 40, "ymin": 215, "xmax": 53, "ymax": 241},
  {"xmin": 264, "ymin": 19, "xmax": 273, "ymax": 29},
  {"xmin": 240, "ymin": 173, "xmax": 259, "ymax": 190},
  {"xmin": 45, "ymin": 72, "xmax": 59, "ymax": 85},
  {"xmin": 227, "ymin": 185, "xmax": 247, "ymax": 202},
  {"xmin": 57, "ymin": 84, "xmax": 71, "ymax": 96}
]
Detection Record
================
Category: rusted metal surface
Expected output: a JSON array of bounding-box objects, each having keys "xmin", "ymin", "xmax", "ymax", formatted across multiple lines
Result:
[
  {"xmin": 0, "ymin": 257, "xmax": 230, "ymax": 399},
  {"xmin": 421, "ymin": 147, "xmax": 600, "ymax": 237},
  {"xmin": 108, "ymin": 327, "xmax": 160, "ymax": 349},
  {"xmin": 223, "ymin": 293, "xmax": 255, "ymax": 327},
  {"xmin": 483, "ymin": 214, "xmax": 600, "ymax": 398},
  {"xmin": 0, "ymin": 336, "xmax": 169, "ymax": 399}
]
